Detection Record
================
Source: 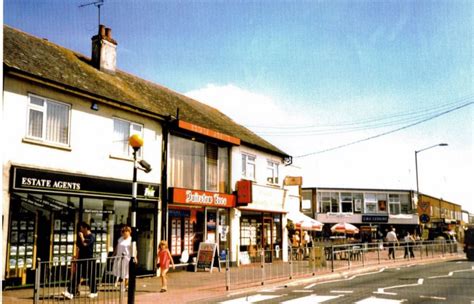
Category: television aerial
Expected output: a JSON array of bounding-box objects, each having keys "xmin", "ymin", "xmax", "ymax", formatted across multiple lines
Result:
[{"xmin": 79, "ymin": 0, "xmax": 104, "ymax": 27}]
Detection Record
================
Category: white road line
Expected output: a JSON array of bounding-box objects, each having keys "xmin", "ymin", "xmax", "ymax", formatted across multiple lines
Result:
[
  {"xmin": 304, "ymin": 283, "xmax": 317, "ymax": 289},
  {"xmin": 280, "ymin": 294, "xmax": 342, "ymax": 304},
  {"xmin": 374, "ymin": 278, "xmax": 423, "ymax": 295},
  {"xmin": 330, "ymin": 290, "xmax": 354, "ymax": 294},
  {"xmin": 427, "ymin": 268, "xmax": 473, "ymax": 279},
  {"xmin": 355, "ymin": 297, "xmax": 403, "ymax": 304},
  {"xmin": 292, "ymin": 290, "xmax": 314, "ymax": 293},
  {"xmin": 218, "ymin": 294, "xmax": 282, "ymax": 304},
  {"xmin": 420, "ymin": 295, "xmax": 446, "ymax": 300}
]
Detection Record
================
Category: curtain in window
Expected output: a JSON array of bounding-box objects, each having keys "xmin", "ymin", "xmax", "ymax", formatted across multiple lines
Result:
[
  {"xmin": 206, "ymin": 144, "xmax": 218, "ymax": 191},
  {"xmin": 218, "ymin": 147, "xmax": 228, "ymax": 192},
  {"xmin": 28, "ymin": 109, "xmax": 43, "ymax": 138},
  {"xmin": 113, "ymin": 119, "xmax": 129, "ymax": 156},
  {"xmin": 169, "ymin": 136, "xmax": 204, "ymax": 190},
  {"xmin": 46, "ymin": 101, "xmax": 69, "ymax": 144}
]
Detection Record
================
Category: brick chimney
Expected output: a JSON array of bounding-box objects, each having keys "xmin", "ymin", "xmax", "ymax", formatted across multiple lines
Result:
[{"xmin": 91, "ymin": 24, "xmax": 117, "ymax": 73}]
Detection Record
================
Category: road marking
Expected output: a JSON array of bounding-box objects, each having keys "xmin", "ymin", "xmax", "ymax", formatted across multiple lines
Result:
[
  {"xmin": 427, "ymin": 268, "xmax": 473, "ymax": 279},
  {"xmin": 218, "ymin": 294, "xmax": 282, "ymax": 303},
  {"xmin": 280, "ymin": 295, "xmax": 342, "ymax": 304},
  {"xmin": 355, "ymin": 297, "xmax": 403, "ymax": 303},
  {"xmin": 330, "ymin": 290, "xmax": 353, "ymax": 294},
  {"xmin": 292, "ymin": 290, "xmax": 314, "ymax": 293},
  {"xmin": 304, "ymin": 283, "xmax": 317, "ymax": 289},
  {"xmin": 374, "ymin": 278, "xmax": 423, "ymax": 295},
  {"xmin": 420, "ymin": 295, "xmax": 446, "ymax": 300}
]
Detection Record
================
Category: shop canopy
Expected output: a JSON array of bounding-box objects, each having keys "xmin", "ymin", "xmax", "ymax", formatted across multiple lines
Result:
[{"xmin": 287, "ymin": 211, "xmax": 324, "ymax": 231}]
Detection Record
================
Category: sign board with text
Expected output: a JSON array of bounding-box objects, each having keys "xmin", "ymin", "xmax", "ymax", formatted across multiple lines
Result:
[{"xmin": 195, "ymin": 242, "xmax": 221, "ymax": 273}]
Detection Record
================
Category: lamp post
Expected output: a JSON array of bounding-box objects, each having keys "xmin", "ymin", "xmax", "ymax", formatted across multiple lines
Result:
[
  {"xmin": 128, "ymin": 134, "xmax": 152, "ymax": 304},
  {"xmin": 415, "ymin": 143, "xmax": 448, "ymax": 195}
]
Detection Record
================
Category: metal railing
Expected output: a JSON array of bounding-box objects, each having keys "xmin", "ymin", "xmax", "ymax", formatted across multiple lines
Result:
[
  {"xmin": 34, "ymin": 255, "xmax": 127, "ymax": 303},
  {"xmin": 224, "ymin": 239, "xmax": 460, "ymax": 290}
]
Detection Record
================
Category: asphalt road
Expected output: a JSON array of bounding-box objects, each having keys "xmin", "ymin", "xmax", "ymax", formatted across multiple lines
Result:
[{"xmin": 207, "ymin": 259, "xmax": 474, "ymax": 304}]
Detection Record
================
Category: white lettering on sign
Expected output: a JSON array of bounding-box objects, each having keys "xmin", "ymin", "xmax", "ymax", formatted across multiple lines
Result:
[
  {"xmin": 21, "ymin": 177, "xmax": 81, "ymax": 190},
  {"xmin": 185, "ymin": 190, "xmax": 228, "ymax": 206}
]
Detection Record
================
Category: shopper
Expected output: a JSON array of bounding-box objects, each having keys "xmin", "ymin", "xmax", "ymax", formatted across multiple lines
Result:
[
  {"xmin": 62, "ymin": 222, "xmax": 97, "ymax": 300},
  {"xmin": 113, "ymin": 226, "xmax": 132, "ymax": 287},
  {"xmin": 156, "ymin": 240, "xmax": 175, "ymax": 292},
  {"xmin": 404, "ymin": 232, "xmax": 415, "ymax": 258},
  {"xmin": 292, "ymin": 231, "xmax": 301, "ymax": 260},
  {"xmin": 386, "ymin": 227, "xmax": 398, "ymax": 260}
]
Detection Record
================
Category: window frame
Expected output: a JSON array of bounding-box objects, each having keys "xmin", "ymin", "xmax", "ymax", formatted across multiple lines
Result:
[
  {"xmin": 26, "ymin": 94, "xmax": 71, "ymax": 147},
  {"xmin": 111, "ymin": 117, "xmax": 144, "ymax": 159},
  {"xmin": 266, "ymin": 160, "xmax": 279, "ymax": 185},
  {"xmin": 388, "ymin": 194, "xmax": 401, "ymax": 214},
  {"xmin": 241, "ymin": 153, "xmax": 256, "ymax": 181},
  {"xmin": 364, "ymin": 193, "xmax": 377, "ymax": 214}
]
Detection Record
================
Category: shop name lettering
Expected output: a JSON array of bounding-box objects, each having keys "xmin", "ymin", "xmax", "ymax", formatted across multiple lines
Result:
[
  {"xmin": 21, "ymin": 178, "xmax": 81, "ymax": 190},
  {"xmin": 185, "ymin": 191, "xmax": 228, "ymax": 206}
]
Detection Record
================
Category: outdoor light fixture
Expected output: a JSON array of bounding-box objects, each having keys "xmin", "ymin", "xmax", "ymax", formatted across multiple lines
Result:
[
  {"xmin": 415, "ymin": 143, "xmax": 448, "ymax": 195},
  {"xmin": 127, "ymin": 133, "xmax": 151, "ymax": 304},
  {"xmin": 90, "ymin": 102, "xmax": 99, "ymax": 111}
]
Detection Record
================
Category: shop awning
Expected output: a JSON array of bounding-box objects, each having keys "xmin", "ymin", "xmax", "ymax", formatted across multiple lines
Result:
[{"xmin": 287, "ymin": 211, "xmax": 324, "ymax": 231}]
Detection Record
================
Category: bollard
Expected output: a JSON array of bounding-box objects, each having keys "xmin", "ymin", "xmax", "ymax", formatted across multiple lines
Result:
[
  {"xmin": 226, "ymin": 248, "xmax": 231, "ymax": 291},
  {"xmin": 289, "ymin": 247, "xmax": 293, "ymax": 279},
  {"xmin": 377, "ymin": 244, "xmax": 381, "ymax": 264},
  {"xmin": 261, "ymin": 248, "xmax": 265, "ymax": 285},
  {"xmin": 312, "ymin": 246, "xmax": 316, "ymax": 276},
  {"xmin": 331, "ymin": 245, "xmax": 334, "ymax": 272}
]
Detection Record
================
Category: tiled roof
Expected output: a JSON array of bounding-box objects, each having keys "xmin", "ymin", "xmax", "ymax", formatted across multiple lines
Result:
[{"xmin": 3, "ymin": 25, "xmax": 289, "ymax": 157}]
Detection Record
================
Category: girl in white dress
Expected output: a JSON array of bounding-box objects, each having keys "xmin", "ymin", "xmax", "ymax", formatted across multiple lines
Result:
[{"xmin": 113, "ymin": 226, "xmax": 132, "ymax": 286}]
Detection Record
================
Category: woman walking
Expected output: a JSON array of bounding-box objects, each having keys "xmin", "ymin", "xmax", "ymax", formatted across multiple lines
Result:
[{"xmin": 156, "ymin": 240, "xmax": 175, "ymax": 292}]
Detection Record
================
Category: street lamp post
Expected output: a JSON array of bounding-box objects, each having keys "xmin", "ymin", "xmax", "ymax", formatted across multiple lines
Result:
[
  {"xmin": 127, "ymin": 134, "xmax": 151, "ymax": 304},
  {"xmin": 415, "ymin": 143, "xmax": 448, "ymax": 195}
]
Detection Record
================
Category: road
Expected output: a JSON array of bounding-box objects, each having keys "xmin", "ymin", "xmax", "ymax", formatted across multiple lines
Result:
[{"xmin": 205, "ymin": 259, "xmax": 474, "ymax": 303}]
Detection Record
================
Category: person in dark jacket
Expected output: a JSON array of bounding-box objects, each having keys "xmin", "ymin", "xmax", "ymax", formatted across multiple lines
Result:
[{"xmin": 63, "ymin": 221, "xmax": 97, "ymax": 300}]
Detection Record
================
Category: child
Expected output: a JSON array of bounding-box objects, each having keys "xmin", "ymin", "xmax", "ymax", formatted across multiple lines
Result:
[{"xmin": 156, "ymin": 240, "xmax": 175, "ymax": 292}]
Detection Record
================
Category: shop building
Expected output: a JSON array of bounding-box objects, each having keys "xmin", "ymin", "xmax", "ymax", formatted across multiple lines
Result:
[
  {"xmin": 302, "ymin": 187, "xmax": 419, "ymax": 240},
  {"xmin": 3, "ymin": 24, "xmax": 292, "ymax": 284},
  {"xmin": 417, "ymin": 193, "xmax": 462, "ymax": 241}
]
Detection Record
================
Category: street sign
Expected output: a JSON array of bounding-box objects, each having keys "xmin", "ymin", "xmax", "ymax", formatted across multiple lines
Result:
[{"xmin": 420, "ymin": 214, "xmax": 430, "ymax": 223}]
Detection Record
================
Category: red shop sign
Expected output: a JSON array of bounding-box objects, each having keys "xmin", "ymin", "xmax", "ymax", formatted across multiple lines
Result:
[
  {"xmin": 236, "ymin": 179, "xmax": 252, "ymax": 205},
  {"xmin": 171, "ymin": 188, "xmax": 235, "ymax": 208}
]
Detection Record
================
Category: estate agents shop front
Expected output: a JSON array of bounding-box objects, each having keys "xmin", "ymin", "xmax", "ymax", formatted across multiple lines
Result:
[
  {"xmin": 6, "ymin": 166, "xmax": 159, "ymax": 286},
  {"xmin": 167, "ymin": 188, "xmax": 234, "ymax": 261}
]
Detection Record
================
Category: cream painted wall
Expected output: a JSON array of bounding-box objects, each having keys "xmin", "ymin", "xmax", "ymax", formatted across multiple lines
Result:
[{"xmin": 2, "ymin": 76, "xmax": 163, "ymax": 279}]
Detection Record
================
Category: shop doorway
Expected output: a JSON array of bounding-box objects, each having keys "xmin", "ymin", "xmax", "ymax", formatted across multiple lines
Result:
[
  {"xmin": 262, "ymin": 217, "xmax": 273, "ymax": 263},
  {"xmin": 136, "ymin": 202, "xmax": 156, "ymax": 275}
]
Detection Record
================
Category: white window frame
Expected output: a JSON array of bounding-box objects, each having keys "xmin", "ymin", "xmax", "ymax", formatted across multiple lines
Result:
[
  {"xmin": 364, "ymin": 193, "xmax": 377, "ymax": 214},
  {"xmin": 388, "ymin": 194, "xmax": 401, "ymax": 214},
  {"xmin": 241, "ymin": 153, "xmax": 256, "ymax": 181},
  {"xmin": 112, "ymin": 117, "xmax": 144, "ymax": 158},
  {"xmin": 340, "ymin": 192, "xmax": 353, "ymax": 213},
  {"xmin": 266, "ymin": 160, "xmax": 279, "ymax": 184},
  {"xmin": 26, "ymin": 94, "xmax": 71, "ymax": 146}
]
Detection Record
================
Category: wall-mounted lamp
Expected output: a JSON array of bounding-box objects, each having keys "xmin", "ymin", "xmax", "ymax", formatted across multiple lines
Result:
[{"xmin": 91, "ymin": 102, "xmax": 99, "ymax": 111}]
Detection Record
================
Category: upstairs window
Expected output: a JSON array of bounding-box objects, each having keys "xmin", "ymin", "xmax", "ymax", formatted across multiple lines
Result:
[
  {"xmin": 241, "ymin": 153, "xmax": 256, "ymax": 180},
  {"xmin": 341, "ymin": 192, "xmax": 353, "ymax": 213},
  {"xmin": 266, "ymin": 160, "xmax": 279, "ymax": 184},
  {"xmin": 112, "ymin": 118, "xmax": 143, "ymax": 158},
  {"xmin": 27, "ymin": 94, "xmax": 70, "ymax": 146},
  {"xmin": 388, "ymin": 194, "xmax": 401, "ymax": 214},
  {"xmin": 364, "ymin": 193, "xmax": 377, "ymax": 213}
]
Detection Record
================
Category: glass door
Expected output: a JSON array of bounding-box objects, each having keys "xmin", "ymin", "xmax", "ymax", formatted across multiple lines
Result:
[{"xmin": 262, "ymin": 217, "xmax": 273, "ymax": 263}]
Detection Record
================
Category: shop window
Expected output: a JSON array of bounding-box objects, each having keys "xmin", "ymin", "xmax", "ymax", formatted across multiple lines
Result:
[
  {"xmin": 241, "ymin": 153, "xmax": 256, "ymax": 180},
  {"xmin": 388, "ymin": 194, "xmax": 401, "ymax": 214},
  {"xmin": 26, "ymin": 94, "xmax": 70, "ymax": 146},
  {"xmin": 266, "ymin": 160, "xmax": 279, "ymax": 184},
  {"xmin": 341, "ymin": 192, "xmax": 353, "ymax": 213},
  {"xmin": 112, "ymin": 118, "xmax": 143, "ymax": 158},
  {"xmin": 319, "ymin": 192, "xmax": 332, "ymax": 213},
  {"xmin": 377, "ymin": 194, "xmax": 387, "ymax": 213},
  {"xmin": 364, "ymin": 193, "xmax": 377, "ymax": 213}
]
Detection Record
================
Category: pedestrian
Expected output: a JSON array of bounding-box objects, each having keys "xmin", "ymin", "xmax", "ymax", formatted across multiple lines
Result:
[
  {"xmin": 386, "ymin": 227, "xmax": 398, "ymax": 260},
  {"xmin": 156, "ymin": 240, "xmax": 175, "ymax": 292},
  {"xmin": 292, "ymin": 231, "xmax": 301, "ymax": 260},
  {"xmin": 302, "ymin": 231, "xmax": 311, "ymax": 258},
  {"xmin": 404, "ymin": 232, "xmax": 415, "ymax": 258},
  {"xmin": 112, "ymin": 225, "xmax": 132, "ymax": 288},
  {"xmin": 62, "ymin": 222, "xmax": 97, "ymax": 300}
]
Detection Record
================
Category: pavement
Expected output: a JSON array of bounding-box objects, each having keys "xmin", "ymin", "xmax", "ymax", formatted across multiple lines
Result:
[{"xmin": 2, "ymin": 252, "xmax": 465, "ymax": 304}]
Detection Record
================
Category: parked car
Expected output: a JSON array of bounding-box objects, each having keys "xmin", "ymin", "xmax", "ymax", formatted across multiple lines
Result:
[{"xmin": 464, "ymin": 225, "xmax": 474, "ymax": 261}]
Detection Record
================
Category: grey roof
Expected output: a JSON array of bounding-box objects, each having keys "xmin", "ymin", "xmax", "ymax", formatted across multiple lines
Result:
[{"xmin": 3, "ymin": 25, "xmax": 289, "ymax": 157}]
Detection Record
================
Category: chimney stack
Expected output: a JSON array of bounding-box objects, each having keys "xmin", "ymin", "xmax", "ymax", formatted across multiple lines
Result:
[{"xmin": 91, "ymin": 24, "xmax": 117, "ymax": 73}]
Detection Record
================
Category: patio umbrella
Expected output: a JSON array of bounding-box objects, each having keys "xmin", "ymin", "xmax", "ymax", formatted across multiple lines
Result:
[
  {"xmin": 330, "ymin": 222, "xmax": 359, "ymax": 234},
  {"xmin": 287, "ymin": 211, "xmax": 324, "ymax": 231}
]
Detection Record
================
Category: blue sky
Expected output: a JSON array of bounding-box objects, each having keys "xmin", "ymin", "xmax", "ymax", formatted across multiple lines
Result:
[{"xmin": 4, "ymin": 1, "xmax": 473, "ymax": 212}]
